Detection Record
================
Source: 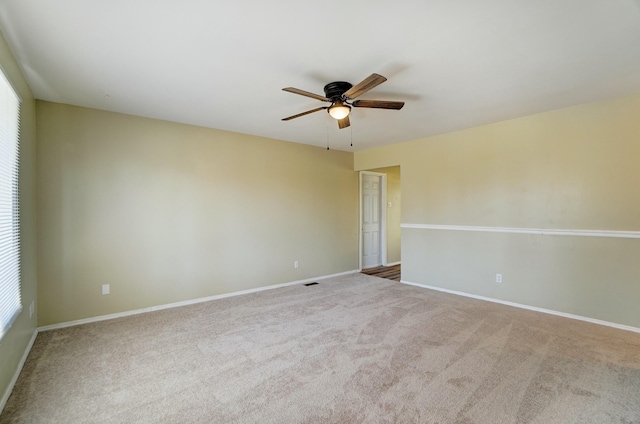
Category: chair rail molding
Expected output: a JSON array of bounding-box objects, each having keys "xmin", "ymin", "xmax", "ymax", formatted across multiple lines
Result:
[{"xmin": 401, "ymin": 223, "xmax": 640, "ymax": 239}]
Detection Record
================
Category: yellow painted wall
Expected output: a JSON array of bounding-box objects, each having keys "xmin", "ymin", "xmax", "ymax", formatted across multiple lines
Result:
[
  {"xmin": 0, "ymin": 32, "xmax": 37, "ymax": 404},
  {"xmin": 368, "ymin": 166, "xmax": 401, "ymax": 264},
  {"xmin": 36, "ymin": 101, "xmax": 359, "ymax": 326},
  {"xmin": 355, "ymin": 95, "xmax": 640, "ymax": 328}
]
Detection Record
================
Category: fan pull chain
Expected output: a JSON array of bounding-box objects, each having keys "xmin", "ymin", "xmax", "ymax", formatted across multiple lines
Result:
[
  {"xmin": 350, "ymin": 124, "xmax": 353, "ymax": 147},
  {"xmin": 326, "ymin": 117, "xmax": 330, "ymax": 150}
]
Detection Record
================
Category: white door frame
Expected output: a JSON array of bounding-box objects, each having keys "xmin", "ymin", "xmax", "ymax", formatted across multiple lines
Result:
[{"xmin": 359, "ymin": 171, "xmax": 387, "ymax": 271}]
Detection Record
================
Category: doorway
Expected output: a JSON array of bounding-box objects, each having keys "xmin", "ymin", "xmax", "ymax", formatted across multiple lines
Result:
[
  {"xmin": 360, "ymin": 171, "xmax": 386, "ymax": 269},
  {"xmin": 359, "ymin": 166, "xmax": 401, "ymax": 271}
]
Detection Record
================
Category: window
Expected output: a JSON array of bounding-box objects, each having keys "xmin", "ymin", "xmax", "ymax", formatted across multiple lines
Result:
[{"xmin": 0, "ymin": 67, "xmax": 21, "ymax": 341}]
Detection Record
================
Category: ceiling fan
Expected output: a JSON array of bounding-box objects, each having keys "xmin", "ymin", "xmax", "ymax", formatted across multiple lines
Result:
[{"xmin": 282, "ymin": 73, "xmax": 404, "ymax": 129}]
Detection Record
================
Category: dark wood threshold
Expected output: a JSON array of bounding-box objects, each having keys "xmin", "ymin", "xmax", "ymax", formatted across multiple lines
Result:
[{"xmin": 361, "ymin": 264, "xmax": 401, "ymax": 282}]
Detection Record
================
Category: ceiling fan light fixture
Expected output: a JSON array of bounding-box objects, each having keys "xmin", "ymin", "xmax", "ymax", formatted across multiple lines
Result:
[
  {"xmin": 282, "ymin": 74, "xmax": 404, "ymax": 129},
  {"xmin": 328, "ymin": 100, "xmax": 351, "ymax": 120}
]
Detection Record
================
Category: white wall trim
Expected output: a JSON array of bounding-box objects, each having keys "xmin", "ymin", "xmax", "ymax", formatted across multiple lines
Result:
[
  {"xmin": 401, "ymin": 223, "xmax": 640, "ymax": 239},
  {"xmin": 386, "ymin": 261, "xmax": 401, "ymax": 266},
  {"xmin": 400, "ymin": 280, "xmax": 640, "ymax": 334},
  {"xmin": 1, "ymin": 329, "xmax": 38, "ymax": 413},
  {"xmin": 38, "ymin": 269, "xmax": 361, "ymax": 332}
]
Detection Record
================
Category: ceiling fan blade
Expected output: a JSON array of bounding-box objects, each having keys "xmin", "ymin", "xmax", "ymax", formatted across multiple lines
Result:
[
  {"xmin": 338, "ymin": 115, "xmax": 350, "ymax": 129},
  {"xmin": 343, "ymin": 73, "xmax": 387, "ymax": 99},
  {"xmin": 352, "ymin": 99, "xmax": 405, "ymax": 110},
  {"xmin": 282, "ymin": 87, "xmax": 330, "ymax": 102},
  {"xmin": 282, "ymin": 107, "xmax": 327, "ymax": 121}
]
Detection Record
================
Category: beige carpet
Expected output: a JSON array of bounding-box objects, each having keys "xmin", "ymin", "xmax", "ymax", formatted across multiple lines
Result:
[{"xmin": 2, "ymin": 273, "xmax": 640, "ymax": 423}]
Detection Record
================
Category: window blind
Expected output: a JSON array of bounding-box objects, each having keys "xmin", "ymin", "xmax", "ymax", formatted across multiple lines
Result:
[{"xmin": 0, "ymin": 68, "xmax": 21, "ymax": 341}]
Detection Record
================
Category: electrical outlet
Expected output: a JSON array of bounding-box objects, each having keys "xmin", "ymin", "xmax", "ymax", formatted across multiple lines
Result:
[
  {"xmin": 102, "ymin": 284, "xmax": 110, "ymax": 295},
  {"xmin": 496, "ymin": 274, "xmax": 502, "ymax": 283},
  {"xmin": 294, "ymin": 260, "xmax": 299, "ymax": 269}
]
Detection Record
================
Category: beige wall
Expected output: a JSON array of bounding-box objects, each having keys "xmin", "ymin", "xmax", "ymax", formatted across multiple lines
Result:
[
  {"xmin": 368, "ymin": 166, "xmax": 401, "ymax": 264},
  {"xmin": 37, "ymin": 102, "xmax": 359, "ymax": 326},
  {"xmin": 0, "ymin": 33, "xmax": 38, "ymax": 404},
  {"xmin": 355, "ymin": 95, "xmax": 640, "ymax": 328}
]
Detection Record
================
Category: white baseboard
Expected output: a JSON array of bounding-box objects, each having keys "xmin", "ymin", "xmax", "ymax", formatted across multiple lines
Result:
[
  {"xmin": 385, "ymin": 261, "xmax": 401, "ymax": 266},
  {"xmin": 400, "ymin": 280, "xmax": 640, "ymax": 334},
  {"xmin": 1, "ymin": 329, "xmax": 38, "ymax": 413},
  {"xmin": 38, "ymin": 269, "xmax": 361, "ymax": 332}
]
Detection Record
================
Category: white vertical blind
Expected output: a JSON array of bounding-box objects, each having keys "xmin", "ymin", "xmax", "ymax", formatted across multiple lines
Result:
[{"xmin": 0, "ymin": 68, "xmax": 21, "ymax": 341}]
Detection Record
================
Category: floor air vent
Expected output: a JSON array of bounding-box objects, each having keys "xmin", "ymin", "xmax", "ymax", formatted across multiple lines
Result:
[{"xmin": 304, "ymin": 282, "xmax": 319, "ymax": 286}]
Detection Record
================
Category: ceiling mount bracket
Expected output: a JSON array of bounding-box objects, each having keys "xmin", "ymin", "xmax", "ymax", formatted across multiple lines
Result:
[{"xmin": 323, "ymin": 81, "xmax": 353, "ymax": 101}]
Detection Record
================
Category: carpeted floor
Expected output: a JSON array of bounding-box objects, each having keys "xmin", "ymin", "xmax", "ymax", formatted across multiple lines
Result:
[{"xmin": 2, "ymin": 273, "xmax": 640, "ymax": 423}]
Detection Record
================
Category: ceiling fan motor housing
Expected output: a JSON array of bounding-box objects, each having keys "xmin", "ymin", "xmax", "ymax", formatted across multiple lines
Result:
[{"xmin": 324, "ymin": 81, "xmax": 353, "ymax": 100}]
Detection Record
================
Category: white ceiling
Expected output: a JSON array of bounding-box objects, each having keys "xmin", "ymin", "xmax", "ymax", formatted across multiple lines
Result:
[{"xmin": 1, "ymin": 0, "xmax": 640, "ymax": 151}]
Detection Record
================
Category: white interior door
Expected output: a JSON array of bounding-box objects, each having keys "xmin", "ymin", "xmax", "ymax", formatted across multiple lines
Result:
[{"xmin": 362, "ymin": 174, "xmax": 381, "ymax": 269}]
